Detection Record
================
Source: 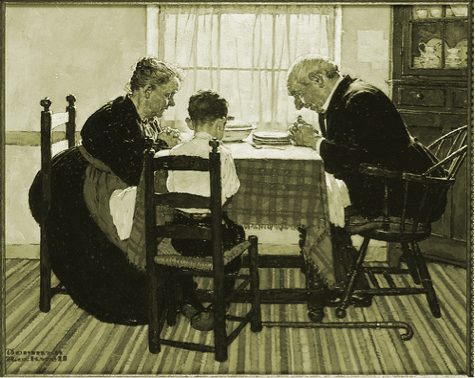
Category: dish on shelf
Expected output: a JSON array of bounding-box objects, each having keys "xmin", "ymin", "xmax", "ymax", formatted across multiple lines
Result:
[{"xmin": 450, "ymin": 5, "xmax": 467, "ymax": 17}]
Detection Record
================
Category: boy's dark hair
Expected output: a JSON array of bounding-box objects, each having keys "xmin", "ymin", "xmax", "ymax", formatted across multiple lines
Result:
[{"xmin": 188, "ymin": 90, "xmax": 228, "ymax": 124}]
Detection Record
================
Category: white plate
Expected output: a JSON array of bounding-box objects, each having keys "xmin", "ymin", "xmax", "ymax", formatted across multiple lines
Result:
[{"xmin": 253, "ymin": 131, "xmax": 290, "ymax": 139}]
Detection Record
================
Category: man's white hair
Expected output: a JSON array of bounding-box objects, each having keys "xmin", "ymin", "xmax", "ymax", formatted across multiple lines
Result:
[{"xmin": 287, "ymin": 54, "xmax": 340, "ymax": 90}]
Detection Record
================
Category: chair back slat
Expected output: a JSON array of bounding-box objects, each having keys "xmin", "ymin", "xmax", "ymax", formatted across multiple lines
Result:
[
  {"xmin": 155, "ymin": 224, "xmax": 212, "ymax": 240},
  {"xmin": 427, "ymin": 125, "xmax": 467, "ymax": 175},
  {"xmin": 424, "ymin": 145, "xmax": 467, "ymax": 178},
  {"xmin": 153, "ymin": 155, "xmax": 210, "ymax": 171},
  {"xmin": 51, "ymin": 112, "xmax": 69, "ymax": 128},
  {"xmin": 428, "ymin": 125, "xmax": 467, "ymax": 152},
  {"xmin": 154, "ymin": 192, "xmax": 210, "ymax": 209}
]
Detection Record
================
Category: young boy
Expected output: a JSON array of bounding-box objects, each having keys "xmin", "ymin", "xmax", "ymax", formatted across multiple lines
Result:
[{"xmin": 167, "ymin": 89, "xmax": 244, "ymax": 331}]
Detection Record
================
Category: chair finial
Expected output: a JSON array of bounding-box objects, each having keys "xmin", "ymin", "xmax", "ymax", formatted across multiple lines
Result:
[
  {"xmin": 66, "ymin": 94, "xmax": 76, "ymax": 106},
  {"xmin": 40, "ymin": 98, "xmax": 51, "ymax": 111},
  {"xmin": 210, "ymin": 138, "xmax": 219, "ymax": 152}
]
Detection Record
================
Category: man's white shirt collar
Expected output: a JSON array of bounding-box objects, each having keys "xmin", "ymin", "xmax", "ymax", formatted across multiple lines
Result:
[{"xmin": 321, "ymin": 76, "xmax": 344, "ymax": 113}]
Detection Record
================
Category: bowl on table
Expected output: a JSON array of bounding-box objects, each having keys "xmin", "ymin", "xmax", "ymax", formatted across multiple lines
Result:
[{"xmin": 223, "ymin": 118, "xmax": 256, "ymax": 142}]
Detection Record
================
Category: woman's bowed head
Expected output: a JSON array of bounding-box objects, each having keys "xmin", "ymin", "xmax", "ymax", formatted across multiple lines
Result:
[
  {"xmin": 129, "ymin": 57, "xmax": 185, "ymax": 147},
  {"xmin": 128, "ymin": 57, "xmax": 184, "ymax": 120}
]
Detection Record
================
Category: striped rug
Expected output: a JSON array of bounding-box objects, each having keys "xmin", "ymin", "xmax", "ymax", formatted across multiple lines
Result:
[{"xmin": 5, "ymin": 258, "xmax": 468, "ymax": 375}]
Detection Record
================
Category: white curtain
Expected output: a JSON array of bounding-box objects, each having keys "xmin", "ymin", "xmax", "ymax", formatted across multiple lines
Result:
[{"xmin": 158, "ymin": 4, "xmax": 337, "ymax": 132}]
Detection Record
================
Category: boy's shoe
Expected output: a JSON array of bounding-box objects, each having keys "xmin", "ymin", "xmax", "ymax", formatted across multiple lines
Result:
[{"xmin": 191, "ymin": 310, "xmax": 214, "ymax": 331}]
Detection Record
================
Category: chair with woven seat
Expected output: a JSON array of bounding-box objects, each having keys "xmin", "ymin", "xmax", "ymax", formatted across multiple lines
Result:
[
  {"xmin": 144, "ymin": 138, "xmax": 262, "ymax": 362},
  {"xmin": 336, "ymin": 125, "xmax": 468, "ymax": 319},
  {"xmin": 39, "ymin": 94, "xmax": 77, "ymax": 312}
]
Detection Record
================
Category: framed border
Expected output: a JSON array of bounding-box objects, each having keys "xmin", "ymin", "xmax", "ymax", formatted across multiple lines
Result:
[{"xmin": 0, "ymin": 1, "xmax": 472, "ymax": 376}]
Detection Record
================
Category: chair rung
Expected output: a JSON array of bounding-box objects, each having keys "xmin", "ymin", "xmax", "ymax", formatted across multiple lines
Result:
[
  {"xmin": 243, "ymin": 254, "xmax": 305, "ymax": 268},
  {"xmin": 51, "ymin": 286, "xmax": 68, "ymax": 296},
  {"xmin": 234, "ymin": 276, "xmax": 252, "ymax": 294},
  {"xmin": 159, "ymin": 338, "xmax": 215, "ymax": 353},
  {"xmin": 197, "ymin": 288, "xmax": 308, "ymax": 304},
  {"xmin": 353, "ymin": 287, "xmax": 427, "ymax": 296},
  {"xmin": 366, "ymin": 271, "xmax": 381, "ymax": 289},
  {"xmin": 383, "ymin": 272, "xmax": 396, "ymax": 288},
  {"xmin": 226, "ymin": 311, "xmax": 253, "ymax": 345},
  {"xmin": 51, "ymin": 112, "xmax": 69, "ymax": 128},
  {"xmin": 154, "ymin": 241, "xmax": 251, "ymax": 270},
  {"xmin": 364, "ymin": 267, "xmax": 412, "ymax": 274},
  {"xmin": 226, "ymin": 314, "xmax": 249, "ymax": 322},
  {"xmin": 156, "ymin": 224, "xmax": 212, "ymax": 240}
]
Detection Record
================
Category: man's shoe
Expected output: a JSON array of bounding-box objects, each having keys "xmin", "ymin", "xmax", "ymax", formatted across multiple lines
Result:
[
  {"xmin": 324, "ymin": 290, "xmax": 373, "ymax": 308},
  {"xmin": 308, "ymin": 305, "xmax": 325, "ymax": 323},
  {"xmin": 353, "ymin": 294, "xmax": 373, "ymax": 308}
]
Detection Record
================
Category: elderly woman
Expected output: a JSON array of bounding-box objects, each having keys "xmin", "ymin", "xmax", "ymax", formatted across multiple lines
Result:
[{"xmin": 29, "ymin": 57, "xmax": 184, "ymax": 325}]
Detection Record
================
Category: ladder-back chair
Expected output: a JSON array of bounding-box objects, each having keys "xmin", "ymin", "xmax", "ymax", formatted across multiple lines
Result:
[
  {"xmin": 338, "ymin": 125, "xmax": 468, "ymax": 319},
  {"xmin": 39, "ymin": 95, "xmax": 77, "ymax": 312},
  {"xmin": 144, "ymin": 139, "xmax": 262, "ymax": 362}
]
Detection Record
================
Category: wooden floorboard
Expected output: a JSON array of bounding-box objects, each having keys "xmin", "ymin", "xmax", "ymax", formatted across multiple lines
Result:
[{"xmin": 5, "ymin": 258, "xmax": 469, "ymax": 375}]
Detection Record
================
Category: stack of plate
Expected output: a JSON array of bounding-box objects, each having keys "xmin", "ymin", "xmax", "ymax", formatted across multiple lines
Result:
[{"xmin": 252, "ymin": 131, "xmax": 291, "ymax": 146}]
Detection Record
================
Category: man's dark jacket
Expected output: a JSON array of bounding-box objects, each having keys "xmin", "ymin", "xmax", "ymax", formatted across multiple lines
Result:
[{"xmin": 319, "ymin": 75, "xmax": 445, "ymax": 220}]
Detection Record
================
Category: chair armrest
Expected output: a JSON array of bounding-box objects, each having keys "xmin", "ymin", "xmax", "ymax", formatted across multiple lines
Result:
[
  {"xmin": 359, "ymin": 164, "xmax": 401, "ymax": 179},
  {"xmin": 402, "ymin": 172, "xmax": 455, "ymax": 186}
]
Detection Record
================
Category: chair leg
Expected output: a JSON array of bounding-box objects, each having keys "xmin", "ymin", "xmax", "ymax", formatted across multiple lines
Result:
[
  {"xmin": 411, "ymin": 241, "xmax": 441, "ymax": 318},
  {"xmin": 248, "ymin": 235, "xmax": 262, "ymax": 332},
  {"xmin": 336, "ymin": 236, "xmax": 370, "ymax": 319},
  {"xmin": 214, "ymin": 254, "xmax": 228, "ymax": 362},
  {"xmin": 166, "ymin": 272, "xmax": 179, "ymax": 327},
  {"xmin": 39, "ymin": 238, "xmax": 51, "ymax": 313},
  {"xmin": 401, "ymin": 242, "xmax": 421, "ymax": 285},
  {"xmin": 148, "ymin": 265, "xmax": 169, "ymax": 354}
]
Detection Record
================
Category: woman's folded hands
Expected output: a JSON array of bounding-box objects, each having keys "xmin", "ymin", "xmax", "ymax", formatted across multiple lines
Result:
[{"xmin": 157, "ymin": 126, "xmax": 182, "ymax": 148}]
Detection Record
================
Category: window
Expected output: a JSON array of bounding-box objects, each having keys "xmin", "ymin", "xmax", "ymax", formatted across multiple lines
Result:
[{"xmin": 148, "ymin": 4, "xmax": 339, "ymax": 132}]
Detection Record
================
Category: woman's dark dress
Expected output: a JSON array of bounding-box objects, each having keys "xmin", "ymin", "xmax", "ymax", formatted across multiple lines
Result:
[{"xmin": 29, "ymin": 96, "xmax": 161, "ymax": 325}]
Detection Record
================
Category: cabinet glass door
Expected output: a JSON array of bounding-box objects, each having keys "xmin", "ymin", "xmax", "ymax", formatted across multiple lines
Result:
[{"xmin": 409, "ymin": 5, "xmax": 468, "ymax": 71}]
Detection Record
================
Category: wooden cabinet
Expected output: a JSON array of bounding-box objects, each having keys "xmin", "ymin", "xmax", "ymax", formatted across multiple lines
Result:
[{"xmin": 390, "ymin": 5, "xmax": 470, "ymax": 266}]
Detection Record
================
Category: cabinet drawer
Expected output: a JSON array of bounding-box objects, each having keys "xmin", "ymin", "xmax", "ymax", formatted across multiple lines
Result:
[
  {"xmin": 400, "ymin": 111, "xmax": 467, "ymax": 128},
  {"xmin": 397, "ymin": 87, "xmax": 446, "ymax": 107},
  {"xmin": 453, "ymin": 89, "xmax": 467, "ymax": 109}
]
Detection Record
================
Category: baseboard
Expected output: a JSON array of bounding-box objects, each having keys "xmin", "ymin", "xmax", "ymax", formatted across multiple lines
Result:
[
  {"xmin": 418, "ymin": 235, "xmax": 467, "ymax": 268},
  {"xmin": 6, "ymin": 244, "xmax": 40, "ymax": 259}
]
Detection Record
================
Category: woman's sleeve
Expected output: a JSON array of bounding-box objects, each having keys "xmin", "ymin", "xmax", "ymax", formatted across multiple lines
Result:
[{"xmin": 81, "ymin": 111, "xmax": 145, "ymax": 186}]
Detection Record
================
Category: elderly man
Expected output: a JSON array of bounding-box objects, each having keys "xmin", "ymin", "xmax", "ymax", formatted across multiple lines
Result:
[{"xmin": 286, "ymin": 54, "xmax": 444, "ymax": 321}]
